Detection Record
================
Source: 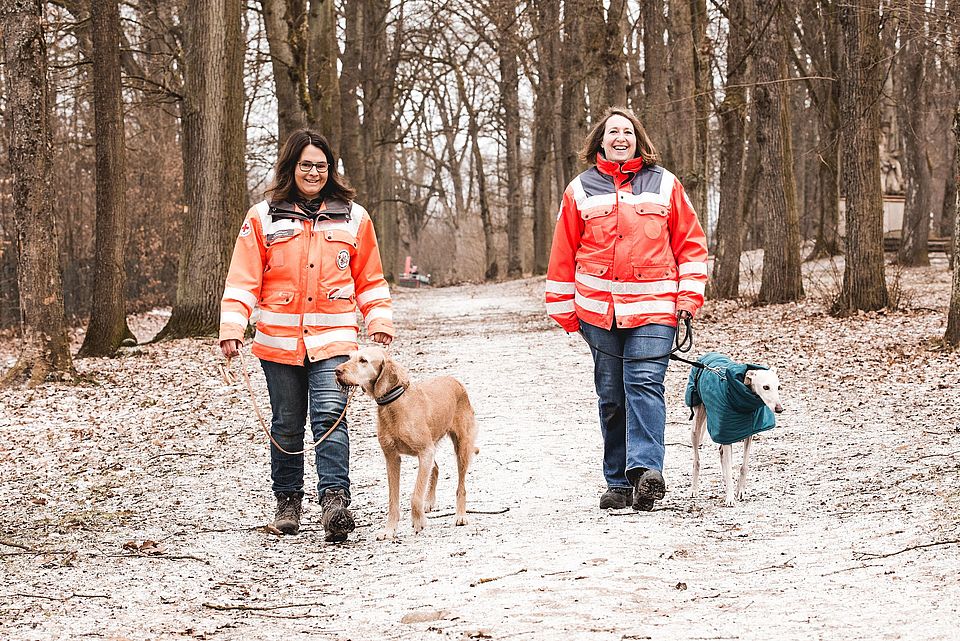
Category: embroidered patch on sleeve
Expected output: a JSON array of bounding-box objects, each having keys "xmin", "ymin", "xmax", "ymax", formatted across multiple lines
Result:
[
  {"xmin": 239, "ymin": 220, "xmax": 252, "ymax": 238},
  {"xmin": 337, "ymin": 249, "xmax": 350, "ymax": 270}
]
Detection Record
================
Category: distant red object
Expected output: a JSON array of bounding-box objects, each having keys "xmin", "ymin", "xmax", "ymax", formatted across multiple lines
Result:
[{"xmin": 400, "ymin": 255, "xmax": 430, "ymax": 287}]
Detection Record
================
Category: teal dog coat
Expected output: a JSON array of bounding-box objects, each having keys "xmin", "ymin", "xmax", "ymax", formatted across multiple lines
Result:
[{"xmin": 684, "ymin": 352, "xmax": 776, "ymax": 445}]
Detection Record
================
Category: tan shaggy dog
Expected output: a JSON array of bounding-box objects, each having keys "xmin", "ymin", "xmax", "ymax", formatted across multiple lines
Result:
[{"xmin": 334, "ymin": 346, "xmax": 478, "ymax": 539}]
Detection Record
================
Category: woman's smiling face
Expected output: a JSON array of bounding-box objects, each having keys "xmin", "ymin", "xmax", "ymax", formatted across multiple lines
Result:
[
  {"xmin": 601, "ymin": 114, "xmax": 637, "ymax": 163},
  {"xmin": 294, "ymin": 144, "xmax": 329, "ymax": 199}
]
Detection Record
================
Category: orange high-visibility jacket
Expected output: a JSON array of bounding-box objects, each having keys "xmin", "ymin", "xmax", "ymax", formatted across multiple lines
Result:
[
  {"xmin": 546, "ymin": 154, "xmax": 708, "ymax": 333},
  {"xmin": 219, "ymin": 198, "xmax": 394, "ymax": 365}
]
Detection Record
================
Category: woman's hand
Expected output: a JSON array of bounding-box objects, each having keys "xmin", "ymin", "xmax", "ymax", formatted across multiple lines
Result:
[
  {"xmin": 220, "ymin": 339, "xmax": 242, "ymax": 360},
  {"xmin": 371, "ymin": 332, "xmax": 393, "ymax": 346}
]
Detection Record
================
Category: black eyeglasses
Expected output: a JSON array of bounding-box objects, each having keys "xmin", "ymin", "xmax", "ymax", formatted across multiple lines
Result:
[{"xmin": 297, "ymin": 161, "xmax": 329, "ymax": 173}]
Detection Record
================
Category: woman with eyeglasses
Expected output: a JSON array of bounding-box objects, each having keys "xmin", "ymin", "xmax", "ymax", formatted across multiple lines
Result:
[{"xmin": 218, "ymin": 129, "xmax": 394, "ymax": 542}]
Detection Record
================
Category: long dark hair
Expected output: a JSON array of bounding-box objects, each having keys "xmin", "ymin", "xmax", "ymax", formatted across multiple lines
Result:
[
  {"xmin": 578, "ymin": 106, "xmax": 660, "ymax": 166},
  {"xmin": 266, "ymin": 129, "xmax": 356, "ymax": 203}
]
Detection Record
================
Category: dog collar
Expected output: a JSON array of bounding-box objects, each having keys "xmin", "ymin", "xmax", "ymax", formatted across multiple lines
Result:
[{"xmin": 375, "ymin": 385, "xmax": 406, "ymax": 406}]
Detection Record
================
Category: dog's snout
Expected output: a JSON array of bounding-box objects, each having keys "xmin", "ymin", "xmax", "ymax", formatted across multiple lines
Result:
[{"xmin": 774, "ymin": 404, "xmax": 784, "ymax": 413}]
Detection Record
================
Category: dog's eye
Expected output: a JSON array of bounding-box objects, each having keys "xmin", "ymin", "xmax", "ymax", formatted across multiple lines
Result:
[
  {"xmin": 763, "ymin": 385, "xmax": 770, "ymax": 390},
  {"xmin": 358, "ymin": 357, "xmax": 367, "ymax": 364}
]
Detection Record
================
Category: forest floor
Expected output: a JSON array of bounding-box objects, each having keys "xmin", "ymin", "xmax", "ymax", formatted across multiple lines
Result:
[{"xmin": 2, "ymin": 252, "xmax": 960, "ymax": 641}]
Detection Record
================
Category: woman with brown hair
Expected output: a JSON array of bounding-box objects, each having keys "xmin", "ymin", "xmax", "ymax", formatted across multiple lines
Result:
[
  {"xmin": 546, "ymin": 107, "xmax": 708, "ymax": 511},
  {"xmin": 219, "ymin": 129, "xmax": 394, "ymax": 541}
]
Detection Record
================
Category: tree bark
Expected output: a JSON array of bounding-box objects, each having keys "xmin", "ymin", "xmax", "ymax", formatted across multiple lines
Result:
[
  {"xmin": 754, "ymin": 0, "xmax": 804, "ymax": 304},
  {"xmin": 603, "ymin": 0, "xmax": 628, "ymax": 109},
  {"xmin": 78, "ymin": 0, "xmax": 134, "ymax": 357},
  {"xmin": 496, "ymin": 4, "xmax": 523, "ymax": 278},
  {"xmin": 532, "ymin": 0, "xmax": 560, "ymax": 275},
  {"xmin": 581, "ymin": 0, "xmax": 607, "ymax": 120},
  {"xmin": 642, "ymin": 0, "xmax": 669, "ymax": 137},
  {"xmin": 946, "ymin": 105, "xmax": 960, "ymax": 346},
  {"xmin": 260, "ymin": 0, "xmax": 309, "ymax": 146},
  {"xmin": 795, "ymin": 0, "xmax": 843, "ymax": 260},
  {"xmin": 690, "ymin": 0, "xmax": 712, "ymax": 231},
  {"xmin": 359, "ymin": 0, "xmax": 399, "ymax": 280},
  {"xmin": 664, "ymin": 0, "xmax": 699, "ymax": 205},
  {"xmin": 710, "ymin": 0, "xmax": 749, "ymax": 300},
  {"xmin": 157, "ymin": 0, "xmax": 247, "ymax": 340},
  {"xmin": 339, "ymin": 0, "xmax": 366, "ymax": 191},
  {"xmin": 834, "ymin": 1, "xmax": 889, "ymax": 314},
  {"xmin": 307, "ymin": 0, "xmax": 341, "ymax": 150},
  {"xmin": 470, "ymin": 112, "xmax": 497, "ymax": 281},
  {"xmin": 896, "ymin": 0, "xmax": 931, "ymax": 266},
  {"xmin": 1, "ymin": 0, "xmax": 75, "ymax": 385},
  {"xmin": 558, "ymin": 0, "xmax": 588, "ymax": 185}
]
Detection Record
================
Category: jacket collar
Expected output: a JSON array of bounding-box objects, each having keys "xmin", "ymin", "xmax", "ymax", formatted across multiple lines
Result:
[
  {"xmin": 595, "ymin": 153, "xmax": 644, "ymax": 182},
  {"xmin": 269, "ymin": 198, "xmax": 351, "ymax": 222}
]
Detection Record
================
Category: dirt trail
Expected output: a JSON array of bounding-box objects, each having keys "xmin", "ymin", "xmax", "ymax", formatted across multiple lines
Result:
[{"xmin": 2, "ymin": 262, "xmax": 960, "ymax": 640}]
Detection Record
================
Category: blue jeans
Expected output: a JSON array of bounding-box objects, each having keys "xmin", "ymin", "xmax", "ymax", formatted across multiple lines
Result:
[
  {"xmin": 260, "ymin": 355, "xmax": 350, "ymax": 500},
  {"xmin": 579, "ymin": 320, "xmax": 675, "ymax": 489}
]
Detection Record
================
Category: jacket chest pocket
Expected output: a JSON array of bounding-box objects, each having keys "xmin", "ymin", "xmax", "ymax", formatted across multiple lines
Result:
[
  {"xmin": 580, "ymin": 206, "xmax": 615, "ymax": 242},
  {"xmin": 633, "ymin": 204, "xmax": 669, "ymax": 240},
  {"xmin": 322, "ymin": 228, "xmax": 358, "ymax": 273},
  {"xmin": 264, "ymin": 221, "xmax": 303, "ymax": 268}
]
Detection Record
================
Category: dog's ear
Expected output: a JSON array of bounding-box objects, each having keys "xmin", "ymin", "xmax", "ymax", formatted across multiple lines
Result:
[
  {"xmin": 743, "ymin": 370, "xmax": 756, "ymax": 387},
  {"xmin": 373, "ymin": 354, "xmax": 410, "ymax": 399}
]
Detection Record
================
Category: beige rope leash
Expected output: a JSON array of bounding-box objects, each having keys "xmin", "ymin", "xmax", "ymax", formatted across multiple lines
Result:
[{"xmin": 220, "ymin": 350, "xmax": 355, "ymax": 456}]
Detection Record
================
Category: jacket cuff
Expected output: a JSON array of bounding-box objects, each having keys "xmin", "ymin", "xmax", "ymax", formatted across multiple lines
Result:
[
  {"xmin": 219, "ymin": 325, "xmax": 245, "ymax": 342},
  {"xmin": 366, "ymin": 319, "xmax": 395, "ymax": 337},
  {"xmin": 555, "ymin": 315, "xmax": 580, "ymax": 333},
  {"xmin": 676, "ymin": 301, "xmax": 699, "ymax": 318}
]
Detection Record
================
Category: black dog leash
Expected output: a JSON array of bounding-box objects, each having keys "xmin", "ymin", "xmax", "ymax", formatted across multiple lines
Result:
[{"xmin": 577, "ymin": 316, "xmax": 703, "ymax": 366}]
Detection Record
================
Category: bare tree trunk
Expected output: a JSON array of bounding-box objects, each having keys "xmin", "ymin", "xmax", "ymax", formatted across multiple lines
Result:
[
  {"xmin": 470, "ymin": 114, "xmax": 497, "ymax": 281},
  {"xmin": 710, "ymin": 0, "xmax": 749, "ymax": 300},
  {"xmin": 946, "ymin": 106, "xmax": 960, "ymax": 345},
  {"xmin": 690, "ymin": 0, "xmax": 712, "ymax": 230},
  {"xmin": 896, "ymin": 0, "xmax": 931, "ymax": 266},
  {"xmin": 532, "ymin": 0, "xmax": 560, "ymax": 275},
  {"xmin": 260, "ymin": 0, "xmax": 309, "ymax": 145},
  {"xmin": 559, "ymin": 0, "xmax": 587, "ymax": 184},
  {"xmin": 604, "ymin": 0, "xmax": 628, "ymax": 109},
  {"xmin": 754, "ymin": 0, "xmax": 803, "ymax": 304},
  {"xmin": 581, "ymin": 0, "xmax": 607, "ymax": 119},
  {"xmin": 943, "ymin": 139, "xmax": 957, "ymax": 265},
  {"xmin": 157, "ymin": 0, "xmax": 246, "ymax": 339},
  {"xmin": 307, "ymin": 0, "xmax": 341, "ymax": 150},
  {"xmin": 78, "ymin": 0, "xmax": 134, "ymax": 357},
  {"xmin": 810, "ymin": 121, "xmax": 842, "ymax": 259},
  {"xmin": 339, "ymin": 0, "xmax": 365, "ymax": 190},
  {"xmin": 359, "ymin": 0, "xmax": 399, "ymax": 280},
  {"xmin": 834, "ymin": 1, "xmax": 889, "ymax": 314},
  {"xmin": 1, "ymin": 0, "xmax": 74, "ymax": 385},
  {"xmin": 496, "ymin": 4, "xmax": 523, "ymax": 278},
  {"xmin": 664, "ymin": 0, "xmax": 699, "ymax": 200},
  {"xmin": 795, "ymin": 0, "xmax": 843, "ymax": 260},
  {"xmin": 642, "ymin": 0, "xmax": 669, "ymax": 136}
]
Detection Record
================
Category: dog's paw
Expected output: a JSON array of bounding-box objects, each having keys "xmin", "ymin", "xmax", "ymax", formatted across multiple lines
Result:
[
  {"xmin": 454, "ymin": 514, "xmax": 468, "ymax": 526},
  {"xmin": 423, "ymin": 500, "xmax": 435, "ymax": 513},
  {"xmin": 376, "ymin": 528, "xmax": 397, "ymax": 540},
  {"xmin": 723, "ymin": 496, "xmax": 737, "ymax": 507}
]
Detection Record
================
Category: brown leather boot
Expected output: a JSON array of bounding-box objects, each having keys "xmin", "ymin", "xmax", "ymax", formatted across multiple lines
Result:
[
  {"xmin": 273, "ymin": 493, "xmax": 303, "ymax": 535},
  {"xmin": 320, "ymin": 489, "xmax": 355, "ymax": 543}
]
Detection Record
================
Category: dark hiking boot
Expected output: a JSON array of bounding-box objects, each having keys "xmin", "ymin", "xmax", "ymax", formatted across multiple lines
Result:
[
  {"xmin": 274, "ymin": 492, "xmax": 303, "ymax": 535},
  {"xmin": 320, "ymin": 489, "xmax": 355, "ymax": 543},
  {"xmin": 631, "ymin": 469, "xmax": 666, "ymax": 512},
  {"xmin": 599, "ymin": 487, "xmax": 633, "ymax": 510}
]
